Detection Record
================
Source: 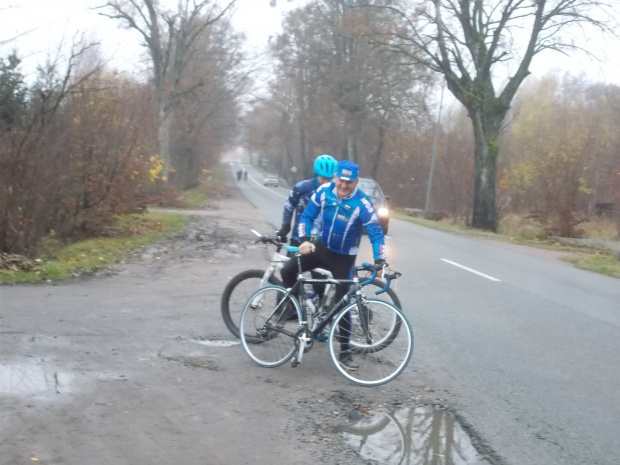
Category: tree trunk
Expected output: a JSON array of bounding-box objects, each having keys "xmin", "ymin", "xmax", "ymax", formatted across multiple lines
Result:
[
  {"xmin": 470, "ymin": 107, "xmax": 500, "ymax": 231},
  {"xmin": 299, "ymin": 120, "xmax": 309, "ymax": 177},
  {"xmin": 158, "ymin": 104, "xmax": 172, "ymax": 183},
  {"xmin": 370, "ymin": 122, "xmax": 386, "ymax": 179},
  {"xmin": 345, "ymin": 111, "xmax": 358, "ymax": 163}
]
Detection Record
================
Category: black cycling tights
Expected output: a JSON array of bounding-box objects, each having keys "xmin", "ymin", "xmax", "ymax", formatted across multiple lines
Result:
[{"xmin": 281, "ymin": 240, "xmax": 356, "ymax": 352}]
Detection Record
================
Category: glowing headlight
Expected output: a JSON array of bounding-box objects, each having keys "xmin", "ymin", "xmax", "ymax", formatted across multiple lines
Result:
[{"xmin": 377, "ymin": 207, "xmax": 389, "ymax": 217}]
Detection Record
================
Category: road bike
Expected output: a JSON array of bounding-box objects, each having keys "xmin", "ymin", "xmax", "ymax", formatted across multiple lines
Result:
[
  {"xmin": 221, "ymin": 230, "xmax": 402, "ymax": 343},
  {"xmin": 238, "ymin": 250, "xmax": 414, "ymax": 386}
]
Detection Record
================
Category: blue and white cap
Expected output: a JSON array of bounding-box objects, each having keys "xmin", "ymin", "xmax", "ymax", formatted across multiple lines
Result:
[{"xmin": 336, "ymin": 160, "xmax": 359, "ymax": 181}]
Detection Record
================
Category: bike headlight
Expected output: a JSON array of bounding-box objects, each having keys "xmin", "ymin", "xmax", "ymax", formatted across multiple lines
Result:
[{"xmin": 377, "ymin": 207, "xmax": 389, "ymax": 217}]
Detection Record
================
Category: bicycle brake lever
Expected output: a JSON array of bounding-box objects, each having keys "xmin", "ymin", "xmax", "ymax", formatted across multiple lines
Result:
[{"xmin": 375, "ymin": 270, "xmax": 400, "ymax": 295}]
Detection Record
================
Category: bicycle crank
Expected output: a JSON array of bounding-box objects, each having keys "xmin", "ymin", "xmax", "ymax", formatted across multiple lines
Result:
[{"xmin": 292, "ymin": 328, "xmax": 314, "ymax": 367}]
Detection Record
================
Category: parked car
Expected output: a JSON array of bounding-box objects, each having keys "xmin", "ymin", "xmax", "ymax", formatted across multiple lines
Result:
[
  {"xmin": 357, "ymin": 177, "xmax": 390, "ymax": 235},
  {"xmin": 263, "ymin": 175, "xmax": 279, "ymax": 187}
]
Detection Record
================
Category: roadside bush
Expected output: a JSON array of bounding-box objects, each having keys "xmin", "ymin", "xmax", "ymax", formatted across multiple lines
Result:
[
  {"xmin": 577, "ymin": 219, "xmax": 619, "ymax": 241},
  {"xmin": 498, "ymin": 214, "xmax": 545, "ymax": 240},
  {"xmin": 0, "ymin": 57, "xmax": 157, "ymax": 256}
]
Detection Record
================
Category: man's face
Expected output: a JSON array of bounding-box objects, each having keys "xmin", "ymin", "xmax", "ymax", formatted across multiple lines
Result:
[
  {"xmin": 335, "ymin": 177, "xmax": 358, "ymax": 198},
  {"xmin": 317, "ymin": 175, "xmax": 333, "ymax": 185}
]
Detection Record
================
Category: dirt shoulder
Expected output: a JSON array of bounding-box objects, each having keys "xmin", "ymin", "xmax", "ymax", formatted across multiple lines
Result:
[{"xmin": 0, "ymin": 182, "xmax": 475, "ymax": 465}]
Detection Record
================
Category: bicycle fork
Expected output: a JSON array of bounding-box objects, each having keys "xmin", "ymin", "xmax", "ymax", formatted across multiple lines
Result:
[{"xmin": 356, "ymin": 293, "xmax": 373, "ymax": 345}]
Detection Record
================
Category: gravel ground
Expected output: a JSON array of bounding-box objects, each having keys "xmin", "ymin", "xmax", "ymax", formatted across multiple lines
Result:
[{"xmin": 1, "ymin": 181, "xmax": 496, "ymax": 465}]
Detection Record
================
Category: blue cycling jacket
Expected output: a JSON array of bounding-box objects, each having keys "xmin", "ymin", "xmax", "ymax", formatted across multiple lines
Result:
[
  {"xmin": 298, "ymin": 182, "xmax": 386, "ymax": 261},
  {"xmin": 281, "ymin": 178, "xmax": 321, "ymax": 242}
]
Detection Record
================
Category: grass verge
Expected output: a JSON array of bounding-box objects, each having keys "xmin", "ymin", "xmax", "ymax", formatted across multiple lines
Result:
[
  {"xmin": 392, "ymin": 211, "xmax": 620, "ymax": 278},
  {"xmin": 0, "ymin": 212, "xmax": 190, "ymax": 284}
]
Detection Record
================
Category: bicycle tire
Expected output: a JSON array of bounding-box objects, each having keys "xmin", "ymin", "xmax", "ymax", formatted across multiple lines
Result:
[
  {"xmin": 366, "ymin": 278, "xmax": 401, "ymax": 309},
  {"xmin": 347, "ymin": 279, "xmax": 402, "ymax": 351},
  {"xmin": 221, "ymin": 269, "xmax": 282, "ymax": 342},
  {"xmin": 329, "ymin": 299, "xmax": 413, "ymax": 387},
  {"xmin": 240, "ymin": 285, "xmax": 301, "ymax": 367}
]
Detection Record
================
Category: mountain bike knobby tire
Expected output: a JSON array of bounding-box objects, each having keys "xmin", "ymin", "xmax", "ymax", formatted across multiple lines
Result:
[{"xmin": 221, "ymin": 269, "xmax": 282, "ymax": 343}]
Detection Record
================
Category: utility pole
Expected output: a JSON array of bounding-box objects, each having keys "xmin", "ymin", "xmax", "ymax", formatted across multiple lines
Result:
[{"xmin": 423, "ymin": 81, "xmax": 445, "ymax": 219}]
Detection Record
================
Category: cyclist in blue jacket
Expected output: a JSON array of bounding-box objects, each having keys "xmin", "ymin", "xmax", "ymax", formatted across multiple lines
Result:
[
  {"xmin": 280, "ymin": 160, "xmax": 386, "ymax": 371},
  {"xmin": 276, "ymin": 154, "xmax": 338, "ymax": 247}
]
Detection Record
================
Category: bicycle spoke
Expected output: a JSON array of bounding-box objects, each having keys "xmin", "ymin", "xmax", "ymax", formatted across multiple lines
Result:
[
  {"xmin": 240, "ymin": 286, "xmax": 300, "ymax": 367},
  {"xmin": 329, "ymin": 300, "xmax": 413, "ymax": 386}
]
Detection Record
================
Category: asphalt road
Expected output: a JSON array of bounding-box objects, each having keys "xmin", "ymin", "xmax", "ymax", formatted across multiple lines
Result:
[{"xmin": 234, "ymin": 163, "xmax": 620, "ymax": 465}]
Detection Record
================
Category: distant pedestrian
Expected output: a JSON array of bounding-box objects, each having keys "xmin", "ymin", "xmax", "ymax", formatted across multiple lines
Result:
[
  {"xmin": 244, "ymin": 170, "xmax": 248, "ymax": 181},
  {"xmin": 236, "ymin": 169, "xmax": 242, "ymax": 181}
]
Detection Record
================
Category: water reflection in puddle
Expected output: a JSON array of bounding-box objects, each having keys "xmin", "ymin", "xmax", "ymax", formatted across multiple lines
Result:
[
  {"xmin": 0, "ymin": 360, "xmax": 74, "ymax": 395},
  {"xmin": 337, "ymin": 406, "xmax": 486, "ymax": 465}
]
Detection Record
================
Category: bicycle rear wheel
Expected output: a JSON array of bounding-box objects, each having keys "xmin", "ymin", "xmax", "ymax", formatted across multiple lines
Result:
[
  {"xmin": 365, "ymin": 278, "xmax": 402, "ymax": 309},
  {"xmin": 239, "ymin": 285, "xmax": 301, "ymax": 367},
  {"xmin": 221, "ymin": 269, "xmax": 282, "ymax": 342},
  {"xmin": 328, "ymin": 299, "xmax": 413, "ymax": 386},
  {"xmin": 350, "ymin": 296, "xmax": 402, "ymax": 353}
]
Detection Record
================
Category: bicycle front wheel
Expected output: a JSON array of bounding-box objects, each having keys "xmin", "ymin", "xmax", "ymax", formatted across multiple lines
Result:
[
  {"xmin": 239, "ymin": 285, "xmax": 301, "ymax": 367},
  {"xmin": 221, "ymin": 269, "xmax": 282, "ymax": 342},
  {"xmin": 329, "ymin": 300, "xmax": 413, "ymax": 387},
  {"xmin": 326, "ymin": 279, "xmax": 401, "ymax": 351}
]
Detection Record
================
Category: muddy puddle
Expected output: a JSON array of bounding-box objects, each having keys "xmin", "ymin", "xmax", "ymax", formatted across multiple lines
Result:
[
  {"xmin": 0, "ymin": 359, "xmax": 75, "ymax": 395},
  {"xmin": 191, "ymin": 337, "xmax": 240, "ymax": 347},
  {"xmin": 337, "ymin": 406, "xmax": 488, "ymax": 465}
]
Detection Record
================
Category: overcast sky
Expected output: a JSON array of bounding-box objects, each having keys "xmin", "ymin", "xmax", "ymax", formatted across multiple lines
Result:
[
  {"xmin": 1, "ymin": 0, "xmax": 618, "ymax": 87},
  {"xmin": 0, "ymin": 0, "xmax": 296, "ymax": 76}
]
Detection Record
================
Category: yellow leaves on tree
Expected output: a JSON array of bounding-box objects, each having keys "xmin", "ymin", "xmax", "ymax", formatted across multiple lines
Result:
[
  {"xmin": 149, "ymin": 156, "xmax": 164, "ymax": 183},
  {"xmin": 500, "ymin": 74, "xmax": 619, "ymax": 237}
]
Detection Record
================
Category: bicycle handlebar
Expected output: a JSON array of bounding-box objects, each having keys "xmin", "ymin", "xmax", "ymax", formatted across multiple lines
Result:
[
  {"xmin": 356, "ymin": 262, "xmax": 400, "ymax": 294},
  {"xmin": 378, "ymin": 270, "xmax": 401, "ymax": 294},
  {"xmin": 250, "ymin": 230, "xmax": 284, "ymax": 250},
  {"xmin": 250, "ymin": 231, "xmax": 401, "ymax": 293}
]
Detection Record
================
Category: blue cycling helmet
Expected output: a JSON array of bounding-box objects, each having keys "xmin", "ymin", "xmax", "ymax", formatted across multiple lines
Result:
[{"xmin": 314, "ymin": 154, "xmax": 338, "ymax": 178}]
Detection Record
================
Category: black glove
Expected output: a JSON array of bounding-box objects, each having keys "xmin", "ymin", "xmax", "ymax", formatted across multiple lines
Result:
[
  {"xmin": 276, "ymin": 226, "xmax": 290, "ymax": 243},
  {"xmin": 374, "ymin": 259, "xmax": 386, "ymax": 269}
]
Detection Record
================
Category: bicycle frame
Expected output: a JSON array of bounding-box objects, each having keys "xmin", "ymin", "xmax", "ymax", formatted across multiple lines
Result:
[
  {"xmin": 247, "ymin": 231, "xmax": 399, "ymax": 355},
  {"xmin": 256, "ymin": 252, "xmax": 384, "ymax": 365},
  {"xmin": 250, "ymin": 229, "xmax": 336, "ymax": 297}
]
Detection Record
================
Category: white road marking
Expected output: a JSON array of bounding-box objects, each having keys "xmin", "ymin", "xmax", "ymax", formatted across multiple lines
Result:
[{"xmin": 440, "ymin": 259, "xmax": 501, "ymax": 282}]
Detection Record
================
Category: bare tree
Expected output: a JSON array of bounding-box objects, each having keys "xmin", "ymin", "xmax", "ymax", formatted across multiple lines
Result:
[
  {"xmin": 311, "ymin": 0, "xmax": 432, "ymax": 163},
  {"xmin": 99, "ymin": 0, "xmax": 236, "ymax": 183},
  {"xmin": 375, "ymin": 0, "xmax": 616, "ymax": 230},
  {"xmin": 265, "ymin": 0, "xmax": 431, "ymax": 177},
  {"xmin": 0, "ymin": 39, "xmax": 107, "ymax": 254},
  {"xmin": 171, "ymin": 18, "xmax": 248, "ymax": 189}
]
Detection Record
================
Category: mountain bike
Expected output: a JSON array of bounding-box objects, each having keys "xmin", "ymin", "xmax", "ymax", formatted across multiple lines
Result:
[
  {"xmin": 238, "ymin": 251, "xmax": 414, "ymax": 386},
  {"xmin": 221, "ymin": 230, "xmax": 402, "ymax": 343}
]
